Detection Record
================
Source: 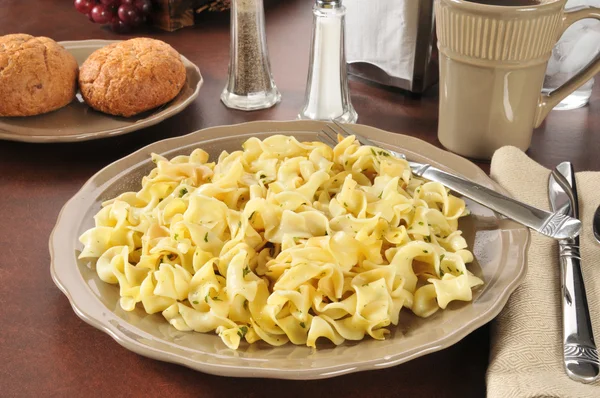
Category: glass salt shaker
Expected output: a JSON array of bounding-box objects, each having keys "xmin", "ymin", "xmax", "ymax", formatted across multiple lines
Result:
[
  {"xmin": 298, "ymin": 0, "xmax": 358, "ymax": 123},
  {"xmin": 221, "ymin": 0, "xmax": 281, "ymax": 111}
]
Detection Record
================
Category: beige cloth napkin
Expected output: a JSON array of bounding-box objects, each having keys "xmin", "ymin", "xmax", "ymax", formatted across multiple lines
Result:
[{"xmin": 487, "ymin": 146, "xmax": 600, "ymax": 397}]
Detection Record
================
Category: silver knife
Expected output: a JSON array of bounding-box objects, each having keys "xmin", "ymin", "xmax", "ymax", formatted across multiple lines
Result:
[{"xmin": 549, "ymin": 162, "xmax": 599, "ymax": 383}]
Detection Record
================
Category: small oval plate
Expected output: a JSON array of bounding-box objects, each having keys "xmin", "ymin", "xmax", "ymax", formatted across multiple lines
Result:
[{"xmin": 0, "ymin": 39, "xmax": 203, "ymax": 143}]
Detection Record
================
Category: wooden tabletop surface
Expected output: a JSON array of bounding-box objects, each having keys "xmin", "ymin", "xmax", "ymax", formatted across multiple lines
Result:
[{"xmin": 1, "ymin": 0, "xmax": 599, "ymax": 397}]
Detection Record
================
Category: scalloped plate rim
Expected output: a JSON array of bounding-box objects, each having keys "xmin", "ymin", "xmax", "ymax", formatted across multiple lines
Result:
[{"xmin": 49, "ymin": 120, "xmax": 530, "ymax": 379}]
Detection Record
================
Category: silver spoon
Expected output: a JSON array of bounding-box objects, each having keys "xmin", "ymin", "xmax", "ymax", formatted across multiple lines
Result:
[{"xmin": 594, "ymin": 204, "xmax": 600, "ymax": 243}]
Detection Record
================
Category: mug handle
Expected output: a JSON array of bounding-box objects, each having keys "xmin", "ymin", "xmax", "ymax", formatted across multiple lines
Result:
[{"xmin": 534, "ymin": 7, "xmax": 600, "ymax": 127}]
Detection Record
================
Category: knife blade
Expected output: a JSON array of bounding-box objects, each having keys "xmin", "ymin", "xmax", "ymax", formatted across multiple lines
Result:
[{"xmin": 548, "ymin": 162, "xmax": 599, "ymax": 383}]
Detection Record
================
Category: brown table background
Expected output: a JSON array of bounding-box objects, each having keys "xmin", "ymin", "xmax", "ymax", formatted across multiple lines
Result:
[{"xmin": 1, "ymin": 1, "xmax": 599, "ymax": 397}]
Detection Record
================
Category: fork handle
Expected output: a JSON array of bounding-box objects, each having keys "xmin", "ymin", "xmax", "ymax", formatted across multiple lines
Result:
[
  {"xmin": 411, "ymin": 164, "xmax": 581, "ymax": 240},
  {"xmin": 560, "ymin": 240, "xmax": 600, "ymax": 383}
]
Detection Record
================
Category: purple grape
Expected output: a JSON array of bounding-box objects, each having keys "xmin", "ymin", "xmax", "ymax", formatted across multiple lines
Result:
[
  {"xmin": 91, "ymin": 4, "xmax": 113, "ymax": 24},
  {"xmin": 134, "ymin": 0, "xmax": 152, "ymax": 15},
  {"xmin": 74, "ymin": 0, "xmax": 95, "ymax": 15},
  {"xmin": 118, "ymin": 4, "xmax": 142, "ymax": 26},
  {"xmin": 99, "ymin": 0, "xmax": 118, "ymax": 6},
  {"xmin": 110, "ymin": 15, "xmax": 132, "ymax": 33}
]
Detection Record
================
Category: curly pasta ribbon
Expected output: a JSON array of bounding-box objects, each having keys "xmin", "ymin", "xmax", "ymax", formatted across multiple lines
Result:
[{"xmin": 79, "ymin": 135, "xmax": 482, "ymax": 349}]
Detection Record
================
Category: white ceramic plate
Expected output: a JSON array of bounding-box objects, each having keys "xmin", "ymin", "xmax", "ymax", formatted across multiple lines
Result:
[
  {"xmin": 50, "ymin": 120, "xmax": 529, "ymax": 379},
  {"xmin": 0, "ymin": 40, "xmax": 203, "ymax": 143}
]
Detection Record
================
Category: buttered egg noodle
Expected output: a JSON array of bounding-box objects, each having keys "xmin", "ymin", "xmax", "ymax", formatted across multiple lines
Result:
[{"xmin": 79, "ymin": 135, "xmax": 483, "ymax": 349}]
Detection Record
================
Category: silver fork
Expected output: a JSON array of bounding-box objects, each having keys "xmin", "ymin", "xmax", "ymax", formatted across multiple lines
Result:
[{"xmin": 320, "ymin": 121, "xmax": 582, "ymax": 240}]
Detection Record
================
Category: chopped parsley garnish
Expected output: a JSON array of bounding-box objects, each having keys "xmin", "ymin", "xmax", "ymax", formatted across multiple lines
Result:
[
  {"xmin": 344, "ymin": 202, "xmax": 349, "ymax": 207},
  {"xmin": 379, "ymin": 151, "xmax": 390, "ymax": 157},
  {"xmin": 424, "ymin": 235, "xmax": 431, "ymax": 243},
  {"xmin": 440, "ymin": 254, "xmax": 445, "ymax": 262},
  {"xmin": 418, "ymin": 221, "xmax": 424, "ymax": 226},
  {"xmin": 423, "ymin": 250, "xmax": 429, "ymax": 254},
  {"xmin": 174, "ymin": 233, "xmax": 179, "ymax": 240},
  {"xmin": 179, "ymin": 187, "xmax": 188, "ymax": 197},
  {"xmin": 204, "ymin": 294, "xmax": 209, "ymax": 303},
  {"xmin": 259, "ymin": 174, "xmax": 266, "ymax": 179},
  {"xmin": 237, "ymin": 326, "xmax": 248, "ymax": 339},
  {"xmin": 243, "ymin": 266, "xmax": 251, "ymax": 277},
  {"xmin": 204, "ymin": 232, "xmax": 209, "ymax": 242},
  {"xmin": 440, "ymin": 268, "xmax": 445, "ymax": 277},
  {"xmin": 370, "ymin": 148, "xmax": 377, "ymax": 156},
  {"xmin": 212, "ymin": 296, "xmax": 222, "ymax": 301},
  {"xmin": 243, "ymin": 300, "xmax": 249, "ymax": 310},
  {"xmin": 192, "ymin": 300, "xmax": 199, "ymax": 304},
  {"xmin": 300, "ymin": 322, "xmax": 306, "ymax": 328},
  {"xmin": 249, "ymin": 211, "xmax": 256, "ymax": 221},
  {"xmin": 378, "ymin": 191, "xmax": 383, "ymax": 199},
  {"xmin": 238, "ymin": 221, "xmax": 242, "ymax": 227}
]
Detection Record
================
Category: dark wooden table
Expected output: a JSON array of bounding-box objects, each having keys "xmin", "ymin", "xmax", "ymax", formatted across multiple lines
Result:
[{"xmin": 1, "ymin": 1, "xmax": 599, "ymax": 397}]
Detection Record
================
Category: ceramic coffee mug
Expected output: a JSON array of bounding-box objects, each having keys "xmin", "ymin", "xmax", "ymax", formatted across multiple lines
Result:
[{"xmin": 435, "ymin": 0, "xmax": 600, "ymax": 159}]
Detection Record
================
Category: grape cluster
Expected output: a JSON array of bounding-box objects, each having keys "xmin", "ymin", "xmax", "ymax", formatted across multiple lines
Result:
[{"xmin": 74, "ymin": 0, "xmax": 152, "ymax": 33}]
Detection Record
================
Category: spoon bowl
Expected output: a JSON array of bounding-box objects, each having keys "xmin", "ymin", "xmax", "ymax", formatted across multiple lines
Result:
[{"xmin": 594, "ymin": 205, "xmax": 600, "ymax": 243}]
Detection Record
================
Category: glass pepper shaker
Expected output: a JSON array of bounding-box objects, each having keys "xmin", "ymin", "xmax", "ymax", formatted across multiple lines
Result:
[
  {"xmin": 221, "ymin": 0, "xmax": 281, "ymax": 110},
  {"xmin": 298, "ymin": 0, "xmax": 357, "ymax": 123}
]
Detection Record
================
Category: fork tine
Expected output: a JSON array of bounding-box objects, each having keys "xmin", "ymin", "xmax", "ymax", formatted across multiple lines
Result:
[
  {"xmin": 317, "ymin": 129, "xmax": 337, "ymax": 147},
  {"xmin": 330, "ymin": 120, "xmax": 376, "ymax": 148},
  {"xmin": 320, "ymin": 127, "xmax": 338, "ymax": 145},
  {"xmin": 329, "ymin": 120, "xmax": 408, "ymax": 160},
  {"xmin": 324, "ymin": 125, "xmax": 338, "ymax": 136},
  {"xmin": 330, "ymin": 120, "xmax": 353, "ymax": 137}
]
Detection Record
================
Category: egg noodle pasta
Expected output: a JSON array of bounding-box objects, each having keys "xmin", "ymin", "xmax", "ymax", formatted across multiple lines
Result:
[{"xmin": 79, "ymin": 134, "xmax": 483, "ymax": 349}]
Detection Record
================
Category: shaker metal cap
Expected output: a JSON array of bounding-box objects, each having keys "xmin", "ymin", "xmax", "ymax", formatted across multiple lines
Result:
[{"xmin": 316, "ymin": 0, "xmax": 341, "ymax": 9}]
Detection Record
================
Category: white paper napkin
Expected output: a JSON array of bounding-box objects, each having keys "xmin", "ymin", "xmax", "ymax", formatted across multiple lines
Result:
[
  {"xmin": 345, "ymin": 0, "xmax": 419, "ymax": 81},
  {"xmin": 487, "ymin": 146, "xmax": 600, "ymax": 398}
]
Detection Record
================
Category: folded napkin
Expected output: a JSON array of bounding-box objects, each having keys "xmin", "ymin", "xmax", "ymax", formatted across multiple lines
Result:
[
  {"xmin": 487, "ymin": 146, "xmax": 600, "ymax": 397},
  {"xmin": 345, "ymin": 0, "xmax": 419, "ymax": 81}
]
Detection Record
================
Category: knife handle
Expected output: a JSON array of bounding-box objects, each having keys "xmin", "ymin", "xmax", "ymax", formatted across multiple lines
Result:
[
  {"xmin": 411, "ymin": 164, "xmax": 582, "ymax": 240},
  {"xmin": 559, "ymin": 240, "xmax": 600, "ymax": 383}
]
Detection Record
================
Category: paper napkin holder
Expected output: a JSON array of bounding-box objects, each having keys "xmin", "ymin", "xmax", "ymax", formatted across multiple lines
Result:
[{"xmin": 347, "ymin": 0, "xmax": 438, "ymax": 94}]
